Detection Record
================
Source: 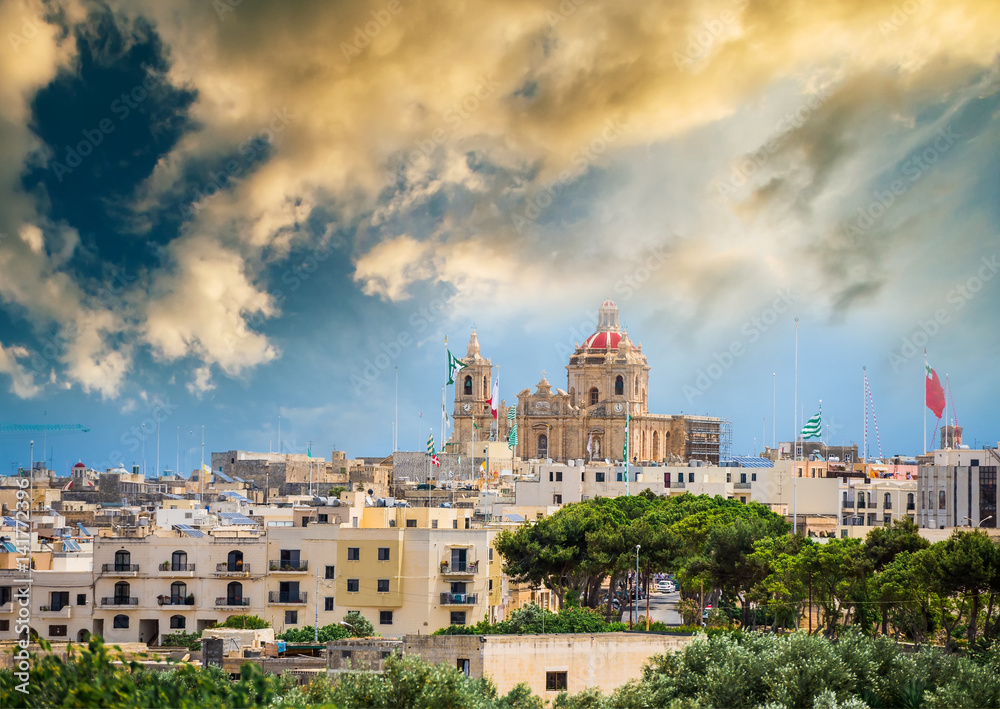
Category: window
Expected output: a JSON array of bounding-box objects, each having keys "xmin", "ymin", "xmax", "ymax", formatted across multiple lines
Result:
[
  {"xmin": 318, "ymin": 514, "xmax": 328, "ymax": 524},
  {"xmin": 170, "ymin": 581, "xmax": 187, "ymax": 603},
  {"xmin": 325, "ymin": 597, "xmax": 335, "ymax": 611},
  {"xmin": 347, "ymin": 579, "xmax": 359, "ymax": 592},
  {"xmin": 77, "ymin": 594, "xmax": 87, "ymax": 606},
  {"xmin": 49, "ymin": 625, "xmax": 67, "ymax": 637},
  {"xmin": 450, "ymin": 611, "xmax": 467, "ymax": 625},
  {"xmin": 582, "ymin": 472, "xmax": 585, "ymax": 481},
  {"xmin": 227, "ymin": 550, "xmax": 244, "ymax": 571},
  {"xmin": 596, "ymin": 472, "xmax": 605, "ymax": 482},
  {"xmin": 465, "ymin": 518, "xmax": 470, "ymax": 529},
  {"xmin": 867, "ymin": 514, "xmax": 877, "ymax": 526},
  {"xmin": 546, "ymin": 672, "xmax": 568, "ymax": 691},
  {"xmin": 907, "ymin": 493, "xmax": 915, "ymax": 510},
  {"xmin": 114, "ymin": 581, "xmax": 131, "ymax": 603},
  {"xmin": 980, "ymin": 467, "xmax": 997, "ymax": 527},
  {"xmin": 858, "ymin": 492, "xmax": 866, "ymax": 508},
  {"xmin": 652, "ymin": 431, "xmax": 659, "ymax": 460},
  {"xmin": 284, "ymin": 610, "xmax": 298, "ymax": 625},
  {"xmin": 457, "ymin": 658, "xmax": 470, "ymax": 676},
  {"xmin": 377, "ymin": 579, "xmax": 390, "ymax": 593},
  {"xmin": 341, "ymin": 650, "xmax": 352, "ymax": 659},
  {"xmin": 50, "ymin": 591, "xmax": 69, "ymax": 611},
  {"xmin": 170, "ymin": 615, "xmax": 185, "ymax": 629},
  {"xmin": 452, "ymin": 519, "xmax": 458, "ymax": 529},
  {"xmin": 378, "ymin": 547, "xmax": 390, "ymax": 561},
  {"xmin": 114, "ymin": 550, "xmax": 131, "ymax": 571},
  {"xmin": 0, "ymin": 620, "xmax": 8, "ymax": 631},
  {"xmin": 589, "ymin": 388, "xmax": 599, "ymax": 405},
  {"xmin": 537, "ymin": 434, "xmax": 548, "ymax": 459},
  {"xmin": 347, "ymin": 547, "xmax": 360, "ymax": 561},
  {"xmin": 389, "ymin": 519, "xmax": 396, "ymax": 527},
  {"xmin": 226, "ymin": 581, "xmax": 243, "ymax": 604},
  {"xmin": 751, "ymin": 473, "xmax": 757, "ymax": 481},
  {"xmin": 740, "ymin": 496, "xmax": 747, "ymax": 504},
  {"xmin": 406, "ymin": 519, "xmax": 417, "ymax": 528},
  {"xmin": 431, "ymin": 519, "xmax": 438, "ymax": 528},
  {"xmin": 488, "ymin": 548, "xmax": 493, "ymax": 561},
  {"xmin": 688, "ymin": 472, "xmax": 694, "ymax": 483},
  {"xmin": 171, "ymin": 550, "xmax": 188, "ymax": 571},
  {"xmin": 347, "ymin": 610, "xmax": 359, "ymax": 616},
  {"xmin": 549, "ymin": 471, "xmax": 553, "ymax": 482},
  {"xmin": 939, "ymin": 490, "xmax": 946, "ymax": 510},
  {"xmin": 113, "ymin": 614, "xmax": 129, "ymax": 629},
  {"xmin": 379, "ymin": 610, "xmax": 393, "ymax": 625},
  {"xmin": 884, "ymin": 492, "xmax": 892, "ymax": 509},
  {"xmin": 464, "ymin": 375, "xmax": 472, "ymax": 395},
  {"xmin": 884, "ymin": 515, "xmax": 892, "ymax": 526},
  {"xmin": 615, "ymin": 375, "xmax": 624, "ymax": 395},
  {"xmin": 0, "ymin": 586, "xmax": 10, "ymax": 606},
  {"xmin": 489, "ymin": 579, "xmax": 494, "ymax": 591},
  {"xmin": 325, "ymin": 565, "xmax": 335, "ymax": 579},
  {"xmin": 553, "ymin": 494, "xmax": 562, "ymax": 505},
  {"xmin": 555, "ymin": 471, "xmax": 562, "ymax": 481}
]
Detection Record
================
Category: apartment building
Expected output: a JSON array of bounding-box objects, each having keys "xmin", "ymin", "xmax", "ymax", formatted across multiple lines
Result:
[
  {"xmin": 837, "ymin": 477, "xmax": 918, "ymax": 538},
  {"xmin": 918, "ymin": 446, "xmax": 999, "ymax": 529}
]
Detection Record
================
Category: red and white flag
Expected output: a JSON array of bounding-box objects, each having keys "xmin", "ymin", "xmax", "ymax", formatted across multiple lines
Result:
[
  {"xmin": 488, "ymin": 375, "xmax": 499, "ymax": 420},
  {"xmin": 925, "ymin": 357, "xmax": 946, "ymax": 419}
]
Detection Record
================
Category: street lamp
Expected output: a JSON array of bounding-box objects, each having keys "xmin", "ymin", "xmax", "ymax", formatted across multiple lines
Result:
[
  {"xmin": 635, "ymin": 544, "xmax": 640, "ymax": 629},
  {"xmin": 980, "ymin": 515, "xmax": 995, "ymax": 527}
]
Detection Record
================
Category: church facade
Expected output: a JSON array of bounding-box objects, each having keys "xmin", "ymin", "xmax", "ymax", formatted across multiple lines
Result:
[{"xmin": 449, "ymin": 301, "xmax": 722, "ymax": 465}]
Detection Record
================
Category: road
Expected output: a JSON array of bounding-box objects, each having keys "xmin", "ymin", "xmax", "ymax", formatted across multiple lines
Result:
[{"xmin": 621, "ymin": 587, "xmax": 683, "ymax": 626}]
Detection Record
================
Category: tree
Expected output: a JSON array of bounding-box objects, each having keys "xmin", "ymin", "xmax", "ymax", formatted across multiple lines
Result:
[{"xmin": 216, "ymin": 614, "xmax": 270, "ymax": 629}]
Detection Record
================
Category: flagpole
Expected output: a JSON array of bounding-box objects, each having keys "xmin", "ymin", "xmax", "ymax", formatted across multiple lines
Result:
[
  {"xmin": 922, "ymin": 350, "xmax": 927, "ymax": 454},
  {"xmin": 793, "ymin": 318, "xmax": 798, "ymax": 462},
  {"xmin": 772, "ymin": 372, "xmax": 776, "ymax": 451},
  {"xmin": 625, "ymin": 400, "xmax": 630, "ymax": 497},
  {"xmin": 394, "ymin": 366, "xmax": 398, "ymax": 453},
  {"xmin": 863, "ymin": 366, "xmax": 868, "ymax": 465}
]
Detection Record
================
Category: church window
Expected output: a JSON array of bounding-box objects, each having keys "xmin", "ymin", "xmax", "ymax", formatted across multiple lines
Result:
[
  {"xmin": 464, "ymin": 376, "xmax": 472, "ymax": 395},
  {"xmin": 589, "ymin": 388, "xmax": 599, "ymax": 406},
  {"xmin": 615, "ymin": 376, "xmax": 623, "ymax": 395},
  {"xmin": 537, "ymin": 434, "xmax": 548, "ymax": 459},
  {"xmin": 569, "ymin": 388, "xmax": 575, "ymax": 407},
  {"xmin": 634, "ymin": 376, "xmax": 639, "ymax": 394},
  {"xmin": 652, "ymin": 431, "xmax": 659, "ymax": 460},
  {"xmin": 483, "ymin": 376, "xmax": 488, "ymax": 396}
]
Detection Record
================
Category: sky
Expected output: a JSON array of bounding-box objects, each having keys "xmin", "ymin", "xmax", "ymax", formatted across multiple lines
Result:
[{"xmin": 1, "ymin": 0, "xmax": 999, "ymax": 476}]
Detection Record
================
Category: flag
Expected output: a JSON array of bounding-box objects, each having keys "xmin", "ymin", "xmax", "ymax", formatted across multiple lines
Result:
[
  {"xmin": 202, "ymin": 463, "xmax": 212, "ymax": 476},
  {"xmin": 427, "ymin": 432, "xmax": 440, "ymax": 467},
  {"xmin": 446, "ymin": 350, "xmax": 468, "ymax": 385},
  {"xmin": 507, "ymin": 406, "xmax": 516, "ymax": 424},
  {"xmin": 508, "ymin": 423, "xmax": 518, "ymax": 450},
  {"xmin": 431, "ymin": 454, "xmax": 440, "ymax": 467},
  {"xmin": 488, "ymin": 375, "xmax": 499, "ymax": 420},
  {"xmin": 443, "ymin": 400, "xmax": 451, "ymax": 428},
  {"xmin": 307, "ymin": 446, "xmax": 312, "ymax": 458},
  {"xmin": 925, "ymin": 359, "xmax": 945, "ymax": 419},
  {"xmin": 801, "ymin": 406, "xmax": 822, "ymax": 439},
  {"xmin": 623, "ymin": 410, "xmax": 631, "ymax": 461},
  {"xmin": 480, "ymin": 460, "xmax": 486, "ymax": 473}
]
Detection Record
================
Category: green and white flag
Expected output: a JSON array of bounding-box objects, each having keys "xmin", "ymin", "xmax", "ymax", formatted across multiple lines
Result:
[
  {"xmin": 446, "ymin": 350, "xmax": 468, "ymax": 385},
  {"xmin": 508, "ymin": 423, "xmax": 518, "ymax": 450},
  {"xmin": 507, "ymin": 406, "xmax": 516, "ymax": 424},
  {"xmin": 623, "ymin": 410, "xmax": 631, "ymax": 461},
  {"xmin": 801, "ymin": 405, "xmax": 822, "ymax": 439},
  {"xmin": 427, "ymin": 432, "xmax": 436, "ymax": 456}
]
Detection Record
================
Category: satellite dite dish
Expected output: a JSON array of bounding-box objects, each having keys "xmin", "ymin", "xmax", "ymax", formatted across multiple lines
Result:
[{"xmin": 368, "ymin": 489, "xmax": 374, "ymax": 496}]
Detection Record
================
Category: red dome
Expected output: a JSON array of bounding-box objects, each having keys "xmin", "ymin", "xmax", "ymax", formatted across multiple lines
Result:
[
  {"xmin": 583, "ymin": 331, "xmax": 621, "ymax": 349},
  {"xmin": 73, "ymin": 461, "xmax": 86, "ymax": 469}
]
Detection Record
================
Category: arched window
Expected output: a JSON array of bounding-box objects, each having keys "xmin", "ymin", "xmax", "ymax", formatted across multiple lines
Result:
[
  {"xmin": 227, "ymin": 581, "xmax": 243, "ymax": 605},
  {"xmin": 227, "ymin": 550, "xmax": 244, "ymax": 572},
  {"xmin": 113, "ymin": 581, "xmax": 130, "ymax": 604},
  {"xmin": 537, "ymin": 434, "xmax": 548, "ymax": 459},
  {"xmin": 170, "ymin": 615, "xmax": 185, "ymax": 629},
  {"xmin": 170, "ymin": 581, "xmax": 187, "ymax": 603},
  {"xmin": 114, "ymin": 550, "xmax": 131, "ymax": 571},
  {"xmin": 858, "ymin": 491, "xmax": 866, "ymax": 508},
  {"xmin": 884, "ymin": 492, "xmax": 892, "ymax": 509},
  {"xmin": 842, "ymin": 491, "xmax": 849, "ymax": 505},
  {"xmin": 589, "ymin": 388, "xmax": 599, "ymax": 406},
  {"xmin": 652, "ymin": 431, "xmax": 659, "ymax": 460},
  {"xmin": 463, "ymin": 375, "xmax": 472, "ymax": 395},
  {"xmin": 615, "ymin": 376, "xmax": 624, "ymax": 396},
  {"xmin": 907, "ymin": 493, "xmax": 914, "ymax": 509},
  {"xmin": 634, "ymin": 376, "xmax": 639, "ymax": 394},
  {"xmin": 113, "ymin": 614, "xmax": 129, "ymax": 629},
  {"xmin": 171, "ymin": 550, "xmax": 187, "ymax": 571}
]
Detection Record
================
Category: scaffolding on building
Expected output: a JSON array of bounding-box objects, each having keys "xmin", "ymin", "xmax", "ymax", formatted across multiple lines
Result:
[
  {"xmin": 684, "ymin": 417, "xmax": 727, "ymax": 464},
  {"xmin": 718, "ymin": 418, "xmax": 733, "ymax": 464}
]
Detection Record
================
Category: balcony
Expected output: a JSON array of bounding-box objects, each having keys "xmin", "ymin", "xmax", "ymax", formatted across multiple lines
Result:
[
  {"xmin": 101, "ymin": 564, "xmax": 139, "ymax": 575},
  {"xmin": 216, "ymin": 597, "xmax": 251, "ymax": 608},
  {"xmin": 733, "ymin": 482, "xmax": 752, "ymax": 490},
  {"xmin": 867, "ymin": 502, "xmax": 877, "ymax": 509},
  {"xmin": 268, "ymin": 591, "xmax": 307, "ymax": 604},
  {"xmin": 906, "ymin": 503, "xmax": 915, "ymax": 511},
  {"xmin": 157, "ymin": 596, "xmax": 195, "ymax": 606},
  {"xmin": 216, "ymin": 562, "xmax": 251, "ymax": 575},
  {"xmin": 670, "ymin": 481, "xmax": 686, "ymax": 489},
  {"xmin": 440, "ymin": 560, "xmax": 479, "ymax": 576},
  {"xmin": 158, "ymin": 562, "xmax": 197, "ymax": 576},
  {"xmin": 37, "ymin": 605, "xmax": 72, "ymax": 618},
  {"xmin": 269, "ymin": 560, "xmax": 308, "ymax": 572},
  {"xmin": 101, "ymin": 597, "xmax": 139, "ymax": 606},
  {"xmin": 884, "ymin": 502, "xmax": 892, "ymax": 510},
  {"xmin": 440, "ymin": 592, "xmax": 478, "ymax": 605}
]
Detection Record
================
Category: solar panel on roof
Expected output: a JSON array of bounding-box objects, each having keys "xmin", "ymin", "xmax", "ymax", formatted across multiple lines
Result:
[
  {"xmin": 220, "ymin": 491, "xmax": 251, "ymax": 503},
  {"xmin": 77, "ymin": 523, "xmax": 92, "ymax": 536},
  {"xmin": 214, "ymin": 471, "xmax": 234, "ymax": 483},
  {"xmin": 3, "ymin": 516, "xmax": 26, "ymax": 529},
  {"xmin": 2, "ymin": 541, "xmax": 20, "ymax": 553},
  {"xmin": 731, "ymin": 456, "xmax": 774, "ymax": 468},
  {"xmin": 218, "ymin": 512, "xmax": 258, "ymax": 526},
  {"xmin": 504, "ymin": 513, "xmax": 525, "ymax": 522},
  {"xmin": 63, "ymin": 539, "xmax": 82, "ymax": 552},
  {"xmin": 163, "ymin": 493, "xmax": 183, "ymax": 499},
  {"xmin": 174, "ymin": 524, "xmax": 205, "ymax": 538},
  {"xmin": 233, "ymin": 476, "xmax": 246, "ymax": 483}
]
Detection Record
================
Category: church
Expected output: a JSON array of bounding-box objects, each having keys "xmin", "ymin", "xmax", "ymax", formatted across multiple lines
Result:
[{"xmin": 448, "ymin": 300, "xmax": 723, "ymax": 465}]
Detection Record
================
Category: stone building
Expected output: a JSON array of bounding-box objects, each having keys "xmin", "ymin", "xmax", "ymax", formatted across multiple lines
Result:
[{"xmin": 450, "ymin": 300, "xmax": 723, "ymax": 464}]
